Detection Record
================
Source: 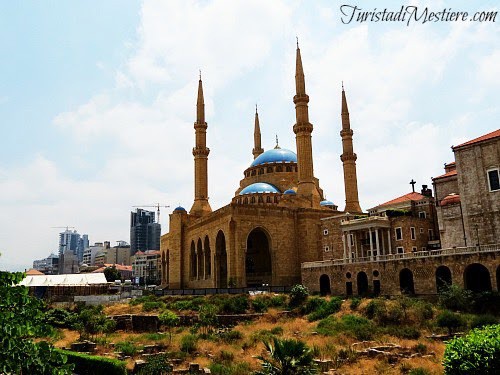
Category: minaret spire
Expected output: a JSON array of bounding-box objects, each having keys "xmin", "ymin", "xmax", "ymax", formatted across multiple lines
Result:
[
  {"xmin": 252, "ymin": 104, "xmax": 264, "ymax": 159},
  {"xmin": 190, "ymin": 74, "xmax": 212, "ymax": 216},
  {"xmin": 293, "ymin": 42, "xmax": 321, "ymax": 206},
  {"xmin": 340, "ymin": 84, "xmax": 362, "ymax": 213}
]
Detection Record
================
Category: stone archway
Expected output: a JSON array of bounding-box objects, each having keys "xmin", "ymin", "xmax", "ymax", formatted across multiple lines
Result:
[
  {"xmin": 215, "ymin": 231, "xmax": 227, "ymax": 288},
  {"xmin": 204, "ymin": 236, "xmax": 211, "ymax": 279},
  {"xmin": 399, "ymin": 268, "xmax": 415, "ymax": 295},
  {"xmin": 319, "ymin": 274, "xmax": 331, "ymax": 296},
  {"xmin": 357, "ymin": 271, "xmax": 369, "ymax": 296},
  {"xmin": 436, "ymin": 265, "xmax": 452, "ymax": 293},
  {"xmin": 190, "ymin": 241, "xmax": 196, "ymax": 279},
  {"xmin": 464, "ymin": 263, "xmax": 491, "ymax": 292},
  {"xmin": 246, "ymin": 228, "xmax": 272, "ymax": 287},
  {"xmin": 197, "ymin": 238, "xmax": 203, "ymax": 280}
]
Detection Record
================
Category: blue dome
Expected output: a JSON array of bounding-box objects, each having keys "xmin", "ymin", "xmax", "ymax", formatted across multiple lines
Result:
[
  {"xmin": 239, "ymin": 182, "xmax": 281, "ymax": 195},
  {"xmin": 283, "ymin": 189, "xmax": 296, "ymax": 195},
  {"xmin": 320, "ymin": 200, "xmax": 335, "ymax": 206},
  {"xmin": 251, "ymin": 148, "xmax": 297, "ymax": 167},
  {"xmin": 174, "ymin": 206, "xmax": 186, "ymax": 212}
]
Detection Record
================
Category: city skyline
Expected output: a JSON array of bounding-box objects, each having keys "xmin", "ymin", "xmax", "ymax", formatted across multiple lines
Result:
[{"xmin": 1, "ymin": 0, "xmax": 499, "ymax": 271}]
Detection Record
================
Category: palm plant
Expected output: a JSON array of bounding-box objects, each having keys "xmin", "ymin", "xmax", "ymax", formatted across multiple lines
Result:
[{"xmin": 255, "ymin": 337, "xmax": 318, "ymax": 375}]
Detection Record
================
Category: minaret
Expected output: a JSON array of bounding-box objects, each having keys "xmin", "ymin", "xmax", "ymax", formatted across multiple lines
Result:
[
  {"xmin": 252, "ymin": 105, "xmax": 264, "ymax": 159},
  {"xmin": 293, "ymin": 41, "xmax": 320, "ymax": 205},
  {"xmin": 189, "ymin": 73, "xmax": 212, "ymax": 216},
  {"xmin": 340, "ymin": 84, "xmax": 362, "ymax": 213}
]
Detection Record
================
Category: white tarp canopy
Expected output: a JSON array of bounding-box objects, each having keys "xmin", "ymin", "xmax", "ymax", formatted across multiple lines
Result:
[{"xmin": 19, "ymin": 273, "xmax": 108, "ymax": 287}]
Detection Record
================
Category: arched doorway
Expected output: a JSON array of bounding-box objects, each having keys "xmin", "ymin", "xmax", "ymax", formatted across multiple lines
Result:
[
  {"xmin": 400, "ymin": 268, "xmax": 415, "ymax": 294},
  {"xmin": 319, "ymin": 274, "xmax": 331, "ymax": 296},
  {"xmin": 190, "ymin": 241, "xmax": 196, "ymax": 279},
  {"xmin": 204, "ymin": 236, "xmax": 211, "ymax": 279},
  {"xmin": 197, "ymin": 238, "xmax": 203, "ymax": 280},
  {"xmin": 436, "ymin": 265, "xmax": 452, "ymax": 293},
  {"xmin": 497, "ymin": 266, "xmax": 500, "ymax": 292},
  {"xmin": 215, "ymin": 231, "xmax": 228, "ymax": 288},
  {"xmin": 464, "ymin": 263, "xmax": 491, "ymax": 292},
  {"xmin": 245, "ymin": 228, "xmax": 272, "ymax": 287},
  {"xmin": 357, "ymin": 272, "xmax": 369, "ymax": 296}
]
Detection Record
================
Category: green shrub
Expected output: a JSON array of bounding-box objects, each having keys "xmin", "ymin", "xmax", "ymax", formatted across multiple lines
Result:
[
  {"xmin": 45, "ymin": 308, "xmax": 76, "ymax": 328},
  {"xmin": 303, "ymin": 297, "xmax": 326, "ymax": 314},
  {"xmin": 142, "ymin": 301, "xmax": 166, "ymax": 312},
  {"xmin": 412, "ymin": 343, "xmax": 428, "ymax": 355},
  {"xmin": 252, "ymin": 297, "xmax": 269, "ymax": 313},
  {"xmin": 180, "ymin": 334, "xmax": 198, "ymax": 353},
  {"xmin": 219, "ymin": 330, "xmax": 243, "ymax": 343},
  {"xmin": 59, "ymin": 350, "xmax": 127, "ymax": 375},
  {"xmin": 350, "ymin": 298, "xmax": 361, "ymax": 310},
  {"xmin": 289, "ymin": 284, "xmax": 309, "ymax": 307},
  {"xmin": 437, "ymin": 310, "xmax": 466, "ymax": 335},
  {"xmin": 218, "ymin": 350, "xmax": 234, "ymax": 362},
  {"xmin": 384, "ymin": 326, "xmax": 420, "ymax": 339},
  {"xmin": 443, "ymin": 324, "xmax": 500, "ymax": 374},
  {"xmin": 129, "ymin": 295, "xmax": 158, "ymax": 306},
  {"xmin": 137, "ymin": 353, "xmax": 172, "ymax": 375},
  {"xmin": 270, "ymin": 326, "xmax": 283, "ymax": 335},
  {"xmin": 307, "ymin": 297, "xmax": 342, "ymax": 322},
  {"xmin": 317, "ymin": 314, "xmax": 376, "ymax": 341},
  {"xmin": 438, "ymin": 285, "xmax": 473, "ymax": 312},
  {"xmin": 209, "ymin": 362, "xmax": 251, "ymax": 375},
  {"xmin": 364, "ymin": 299, "xmax": 386, "ymax": 320},
  {"xmin": 409, "ymin": 368, "xmax": 431, "ymax": 375},
  {"xmin": 115, "ymin": 341, "xmax": 139, "ymax": 357},
  {"xmin": 269, "ymin": 294, "xmax": 287, "ymax": 308},
  {"xmin": 412, "ymin": 301, "xmax": 434, "ymax": 324},
  {"xmin": 470, "ymin": 314, "xmax": 499, "ymax": 329}
]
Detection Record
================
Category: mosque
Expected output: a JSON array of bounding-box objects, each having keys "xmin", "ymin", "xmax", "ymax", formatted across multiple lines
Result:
[{"xmin": 159, "ymin": 44, "xmax": 363, "ymax": 289}]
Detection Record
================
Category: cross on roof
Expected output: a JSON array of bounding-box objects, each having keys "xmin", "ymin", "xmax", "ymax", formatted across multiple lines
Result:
[{"xmin": 410, "ymin": 179, "xmax": 416, "ymax": 192}]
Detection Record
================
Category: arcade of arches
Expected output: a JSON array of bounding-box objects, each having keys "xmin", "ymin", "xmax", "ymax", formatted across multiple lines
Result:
[{"xmin": 303, "ymin": 254, "xmax": 499, "ymax": 296}]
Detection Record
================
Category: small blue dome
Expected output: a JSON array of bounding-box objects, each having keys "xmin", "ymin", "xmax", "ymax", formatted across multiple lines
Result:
[
  {"xmin": 320, "ymin": 200, "xmax": 335, "ymax": 206},
  {"xmin": 251, "ymin": 148, "xmax": 297, "ymax": 167},
  {"xmin": 239, "ymin": 182, "xmax": 281, "ymax": 195},
  {"xmin": 283, "ymin": 189, "xmax": 296, "ymax": 195},
  {"xmin": 174, "ymin": 206, "xmax": 186, "ymax": 212}
]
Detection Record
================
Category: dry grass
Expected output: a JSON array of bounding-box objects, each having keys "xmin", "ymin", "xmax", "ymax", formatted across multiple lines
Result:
[{"xmin": 104, "ymin": 302, "xmax": 143, "ymax": 315}]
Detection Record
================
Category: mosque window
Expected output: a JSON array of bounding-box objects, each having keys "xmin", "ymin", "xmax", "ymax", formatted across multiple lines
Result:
[
  {"xmin": 266, "ymin": 196, "xmax": 271, "ymax": 203},
  {"xmin": 259, "ymin": 168, "xmax": 264, "ymax": 175},
  {"xmin": 244, "ymin": 198, "xmax": 248, "ymax": 204},
  {"xmin": 267, "ymin": 167, "xmax": 273, "ymax": 173},
  {"xmin": 251, "ymin": 170, "xmax": 256, "ymax": 176},
  {"xmin": 286, "ymin": 166, "xmax": 292, "ymax": 172},
  {"xmin": 251, "ymin": 196, "xmax": 256, "ymax": 203},
  {"xmin": 258, "ymin": 196, "xmax": 263, "ymax": 203},
  {"xmin": 395, "ymin": 227, "xmax": 403, "ymax": 240},
  {"xmin": 274, "ymin": 196, "xmax": 278, "ymax": 203},
  {"xmin": 487, "ymin": 168, "xmax": 500, "ymax": 191},
  {"xmin": 276, "ymin": 166, "xmax": 283, "ymax": 172}
]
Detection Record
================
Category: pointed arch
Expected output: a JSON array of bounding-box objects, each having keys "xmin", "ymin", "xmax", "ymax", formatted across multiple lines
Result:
[
  {"xmin": 245, "ymin": 226, "xmax": 272, "ymax": 287},
  {"xmin": 190, "ymin": 241, "xmax": 196, "ymax": 279},
  {"xmin": 399, "ymin": 268, "xmax": 415, "ymax": 295},
  {"xmin": 215, "ymin": 230, "xmax": 227, "ymax": 288},
  {"xmin": 464, "ymin": 263, "xmax": 491, "ymax": 292},
  {"xmin": 197, "ymin": 238, "xmax": 203, "ymax": 280},
  {"xmin": 204, "ymin": 236, "xmax": 211, "ymax": 279}
]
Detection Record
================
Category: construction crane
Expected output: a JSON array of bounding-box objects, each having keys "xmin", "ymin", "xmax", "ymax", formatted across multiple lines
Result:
[
  {"xmin": 132, "ymin": 203, "xmax": 170, "ymax": 224},
  {"xmin": 51, "ymin": 226, "xmax": 75, "ymax": 231}
]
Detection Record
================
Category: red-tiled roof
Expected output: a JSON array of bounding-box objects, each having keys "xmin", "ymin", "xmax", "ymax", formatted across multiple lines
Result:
[
  {"xmin": 441, "ymin": 193, "xmax": 460, "ymax": 206},
  {"xmin": 26, "ymin": 269, "xmax": 44, "ymax": 275},
  {"xmin": 378, "ymin": 192, "xmax": 426, "ymax": 207},
  {"xmin": 433, "ymin": 169, "xmax": 458, "ymax": 180},
  {"xmin": 453, "ymin": 129, "xmax": 500, "ymax": 150}
]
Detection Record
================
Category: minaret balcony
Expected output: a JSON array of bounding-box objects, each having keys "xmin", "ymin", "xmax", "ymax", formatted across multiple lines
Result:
[
  {"xmin": 340, "ymin": 129, "xmax": 354, "ymax": 137},
  {"xmin": 192, "ymin": 147, "xmax": 210, "ymax": 157},
  {"xmin": 293, "ymin": 123, "xmax": 313, "ymax": 134}
]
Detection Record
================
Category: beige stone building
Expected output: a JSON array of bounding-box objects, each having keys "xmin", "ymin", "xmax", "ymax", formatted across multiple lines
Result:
[
  {"xmin": 160, "ymin": 45, "xmax": 362, "ymax": 289},
  {"xmin": 132, "ymin": 250, "xmax": 162, "ymax": 285},
  {"xmin": 433, "ymin": 129, "xmax": 500, "ymax": 249}
]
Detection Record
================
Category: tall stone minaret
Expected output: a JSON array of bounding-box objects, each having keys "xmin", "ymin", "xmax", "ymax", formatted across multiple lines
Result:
[
  {"xmin": 252, "ymin": 105, "xmax": 264, "ymax": 159},
  {"xmin": 293, "ymin": 42, "xmax": 320, "ymax": 205},
  {"xmin": 189, "ymin": 74, "xmax": 212, "ymax": 216},
  {"xmin": 340, "ymin": 85, "xmax": 362, "ymax": 213}
]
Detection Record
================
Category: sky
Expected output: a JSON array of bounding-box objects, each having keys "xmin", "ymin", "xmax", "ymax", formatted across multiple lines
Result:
[{"xmin": 0, "ymin": 0, "xmax": 498, "ymax": 271}]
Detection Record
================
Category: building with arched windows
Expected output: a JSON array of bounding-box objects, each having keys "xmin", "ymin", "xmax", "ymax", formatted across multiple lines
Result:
[{"xmin": 160, "ymin": 45, "xmax": 363, "ymax": 289}]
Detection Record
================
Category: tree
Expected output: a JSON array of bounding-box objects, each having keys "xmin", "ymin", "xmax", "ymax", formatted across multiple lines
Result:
[
  {"xmin": 256, "ymin": 337, "xmax": 318, "ymax": 375},
  {"xmin": 73, "ymin": 305, "xmax": 116, "ymax": 341},
  {"xmin": 198, "ymin": 304, "xmax": 218, "ymax": 335},
  {"xmin": 437, "ymin": 310, "xmax": 466, "ymax": 335},
  {"xmin": 159, "ymin": 310, "xmax": 179, "ymax": 343},
  {"xmin": 0, "ymin": 271, "xmax": 74, "ymax": 374},
  {"xmin": 289, "ymin": 284, "xmax": 309, "ymax": 308},
  {"xmin": 138, "ymin": 353, "xmax": 173, "ymax": 375},
  {"xmin": 104, "ymin": 266, "xmax": 121, "ymax": 282}
]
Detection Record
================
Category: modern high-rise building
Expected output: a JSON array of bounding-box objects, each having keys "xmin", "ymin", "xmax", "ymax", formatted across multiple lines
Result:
[
  {"xmin": 58, "ymin": 229, "xmax": 89, "ymax": 262},
  {"xmin": 130, "ymin": 209, "xmax": 161, "ymax": 254}
]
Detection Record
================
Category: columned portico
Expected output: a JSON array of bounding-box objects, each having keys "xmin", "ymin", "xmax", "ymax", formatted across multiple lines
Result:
[{"xmin": 340, "ymin": 216, "xmax": 391, "ymax": 261}]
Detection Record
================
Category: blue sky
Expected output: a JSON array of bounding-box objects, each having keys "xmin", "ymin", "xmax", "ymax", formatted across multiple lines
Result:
[{"xmin": 1, "ymin": 0, "xmax": 498, "ymax": 271}]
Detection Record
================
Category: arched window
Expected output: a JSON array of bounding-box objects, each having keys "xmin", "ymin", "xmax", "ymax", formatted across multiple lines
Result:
[
  {"xmin": 274, "ymin": 196, "xmax": 278, "ymax": 203},
  {"xmin": 197, "ymin": 239, "xmax": 203, "ymax": 280},
  {"xmin": 258, "ymin": 168, "xmax": 264, "ymax": 175},
  {"xmin": 204, "ymin": 236, "xmax": 211, "ymax": 279},
  {"xmin": 251, "ymin": 196, "xmax": 256, "ymax": 204},
  {"xmin": 267, "ymin": 167, "xmax": 273, "ymax": 173},
  {"xmin": 464, "ymin": 263, "xmax": 491, "ymax": 292},
  {"xmin": 190, "ymin": 241, "xmax": 197, "ymax": 279},
  {"xmin": 286, "ymin": 166, "xmax": 291, "ymax": 172},
  {"xmin": 251, "ymin": 170, "xmax": 256, "ymax": 176},
  {"xmin": 276, "ymin": 166, "xmax": 282, "ymax": 172},
  {"xmin": 399, "ymin": 268, "xmax": 415, "ymax": 294},
  {"xmin": 244, "ymin": 197, "xmax": 248, "ymax": 204},
  {"xmin": 258, "ymin": 196, "xmax": 263, "ymax": 203},
  {"xmin": 266, "ymin": 196, "xmax": 271, "ymax": 203}
]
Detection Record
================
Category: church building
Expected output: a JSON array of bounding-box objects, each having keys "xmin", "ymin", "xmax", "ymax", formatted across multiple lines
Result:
[{"xmin": 160, "ymin": 45, "xmax": 362, "ymax": 289}]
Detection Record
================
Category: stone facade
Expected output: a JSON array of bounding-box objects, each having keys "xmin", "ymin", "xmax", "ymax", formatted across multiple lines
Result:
[{"xmin": 433, "ymin": 130, "xmax": 500, "ymax": 248}]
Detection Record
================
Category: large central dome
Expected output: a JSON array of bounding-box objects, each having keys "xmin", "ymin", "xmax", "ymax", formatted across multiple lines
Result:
[{"xmin": 250, "ymin": 148, "xmax": 297, "ymax": 167}]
